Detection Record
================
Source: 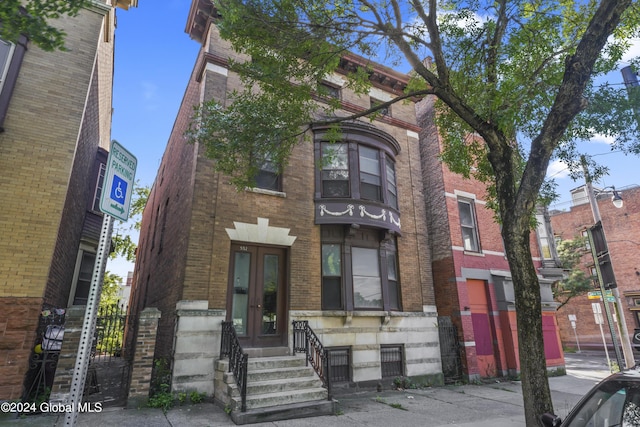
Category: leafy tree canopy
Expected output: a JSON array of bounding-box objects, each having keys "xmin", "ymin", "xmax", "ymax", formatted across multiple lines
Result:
[
  {"xmin": 101, "ymin": 271, "xmax": 123, "ymax": 308},
  {"xmin": 553, "ymin": 237, "xmax": 593, "ymax": 310},
  {"xmin": 189, "ymin": 0, "xmax": 640, "ymax": 194},
  {"xmin": 187, "ymin": 0, "xmax": 640, "ymax": 423},
  {"xmin": 0, "ymin": 0, "xmax": 90, "ymax": 51},
  {"xmin": 111, "ymin": 182, "xmax": 149, "ymax": 262}
]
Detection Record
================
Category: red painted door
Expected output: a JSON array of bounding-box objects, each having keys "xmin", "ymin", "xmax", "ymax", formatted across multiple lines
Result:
[{"xmin": 468, "ymin": 279, "xmax": 497, "ymax": 377}]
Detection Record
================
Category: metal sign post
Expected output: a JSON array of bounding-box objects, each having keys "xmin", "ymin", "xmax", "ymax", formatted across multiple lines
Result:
[
  {"xmin": 65, "ymin": 141, "xmax": 136, "ymax": 426},
  {"xmin": 64, "ymin": 215, "xmax": 112, "ymax": 426},
  {"xmin": 568, "ymin": 314, "xmax": 581, "ymax": 353},
  {"xmin": 592, "ymin": 302, "xmax": 613, "ymax": 371}
]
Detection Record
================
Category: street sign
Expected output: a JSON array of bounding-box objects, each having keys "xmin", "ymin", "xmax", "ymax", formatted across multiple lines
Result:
[
  {"xmin": 587, "ymin": 290, "xmax": 615, "ymax": 302},
  {"xmin": 591, "ymin": 303, "xmax": 604, "ymax": 324},
  {"xmin": 100, "ymin": 140, "xmax": 137, "ymax": 221}
]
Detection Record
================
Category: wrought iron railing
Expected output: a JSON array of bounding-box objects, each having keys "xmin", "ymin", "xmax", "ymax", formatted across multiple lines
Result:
[
  {"xmin": 292, "ymin": 320, "xmax": 332, "ymax": 400},
  {"xmin": 220, "ymin": 321, "xmax": 248, "ymax": 412}
]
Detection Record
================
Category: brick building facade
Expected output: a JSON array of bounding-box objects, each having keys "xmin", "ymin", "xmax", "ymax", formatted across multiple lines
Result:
[
  {"xmin": 416, "ymin": 96, "xmax": 566, "ymax": 380},
  {"xmin": 0, "ymin": 1, "xmax": 137, "ymax": 400},
  {"xmin": 551, "ymin": 185, "xmax": 640, "ymax": 352},
  {"xmin": 131, "ymin": 0, "xmax": 443, "ymax": 397}
]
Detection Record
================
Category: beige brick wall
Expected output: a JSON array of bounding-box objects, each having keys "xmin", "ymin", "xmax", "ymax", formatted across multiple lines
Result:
[
  {"xmin": 0, "ymin": 9, "xmax": 106, "ymax": 299},
  {"xmin": 0, "ymin": 4, "xmax": 111, "ymax": 400},
  {"xmin": 135, "ymin": 21, "xmax": 438, "ymax": 375}
]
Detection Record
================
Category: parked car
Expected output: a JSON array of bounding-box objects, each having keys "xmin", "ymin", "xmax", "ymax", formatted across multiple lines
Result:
[{"xmin": 540, "ymin": 369, "xmax": 640, "ymax": 426}]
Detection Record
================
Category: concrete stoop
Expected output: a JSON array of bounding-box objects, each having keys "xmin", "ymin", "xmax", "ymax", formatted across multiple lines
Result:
[
  {"xmin": 215, "ymin": 354, "xmax": 335, "ymax": 425},
  {"xmin": 230, "ymin": 399, "xmax": 336, "ymax": 425}
]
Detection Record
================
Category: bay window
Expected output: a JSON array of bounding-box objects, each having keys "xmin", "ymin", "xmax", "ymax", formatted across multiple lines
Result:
[{"xmin": 321, "ymin": 225, "xmax": 400, "ymax": 311}]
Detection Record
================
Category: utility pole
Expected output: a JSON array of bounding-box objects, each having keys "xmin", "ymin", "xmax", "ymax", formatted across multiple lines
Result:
[{"xmin": 582, "ymin": 156, "xmax": 635, "ymax": 370}]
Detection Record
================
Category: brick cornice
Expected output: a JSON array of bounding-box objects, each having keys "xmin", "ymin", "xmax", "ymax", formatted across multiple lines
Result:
[{"xmin": 196, "ymin": 53, "xmax": 421, "ymax": 132}]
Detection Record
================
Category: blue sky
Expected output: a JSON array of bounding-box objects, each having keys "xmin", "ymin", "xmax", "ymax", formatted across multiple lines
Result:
[{"xmin": 105, "ymin": 2, "xmax": 640, "ymax": 280}]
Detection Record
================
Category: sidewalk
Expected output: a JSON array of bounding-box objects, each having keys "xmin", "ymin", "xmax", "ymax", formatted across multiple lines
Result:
[{"xmin": 1, "ymin": 353, "xmax": 611, "ymax": 426}]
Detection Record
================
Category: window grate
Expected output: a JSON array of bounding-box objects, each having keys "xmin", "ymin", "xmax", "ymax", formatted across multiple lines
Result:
[
  {"xmin": 328, "ymin": 347, "xmax": 351, "ymax": 383},
  {"xmin": 380, "ymin": 345, "xmax": 404, "ymax": 378}
]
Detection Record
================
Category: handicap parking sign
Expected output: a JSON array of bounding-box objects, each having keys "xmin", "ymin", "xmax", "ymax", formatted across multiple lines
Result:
[
  {"xmin": 110, "ymin": 175, "xmax": 127, "ymax": 204},
  {"xmin": 100, "ymin": 141, "xmax": 137, "ymax": 222}
]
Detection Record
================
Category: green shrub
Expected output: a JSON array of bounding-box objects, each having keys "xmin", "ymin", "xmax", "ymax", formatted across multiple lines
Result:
[
  {"xmin": 189, "ymin": 391, "xmax": 206, "ymax": 404},
  {"xmin": 393, "ymin": 376, "xmax": 415, "ymax": 389},
  {"xmin": 148, "ymin": 384, "xmax": 174, "ymax": 413},
  {"xmin": 177, "ymin": 392, "xmax": 187, "ymax": 405}
]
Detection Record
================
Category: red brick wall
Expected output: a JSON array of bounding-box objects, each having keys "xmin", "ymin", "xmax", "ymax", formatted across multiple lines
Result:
[
  {"xmin": 132, "ymin": 54, "xmax": 202, "ymax": 360},
  {"xmin": 551, "ymin": 186, "xmax": 640, "ymax": 349},
  {"xmin": 0, "ymin": 297, "xmax": 42, "ymax": 399},
  {"xmin": 417, "ymin": 95, "xmax": 563, "ymax": 377}
]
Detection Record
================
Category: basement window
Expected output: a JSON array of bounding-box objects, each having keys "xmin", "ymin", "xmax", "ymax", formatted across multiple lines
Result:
[
  {"xmin": 327, "ymin": 347, "xmax": 351, "ymax": 383},
  {"xmin": 380, "ymin": 345, "xmax": 404, "ymax": 378}
]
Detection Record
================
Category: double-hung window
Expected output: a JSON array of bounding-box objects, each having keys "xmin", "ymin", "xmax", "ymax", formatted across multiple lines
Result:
[
  {"xmin": 352, "ymin": 247, "xmax": 382, "ymax": 308},
  {"xmin": 359, "ymin": 146, "xmax": 382, "ymax": 202},
  {"xmin": 322, "ymin": 243, "xmax": 343, "ymax": 309},
  {"xmin": 321, "ymin": 143, "xmax": 349, "ymax": 197},
  {"xmin": 254, "ymin": 155, "xmax": 282, "ymax": 192},
  {"xmin": 70, "ymin": 250, "xmax": 97, "ymax": 306},
  {"xmin": 92, "ymin": 163, "xmax": 107, "ymax": 212},
  {"xmin": 315, "ymin": 124, "xmax": 402, "ymax": 310},
  {"xmin": 385, "ymin": 157, "xmax": 398, "ymax": 209},
  {"xmin": 458, "ymin": 198, "xmax": 480, "ymax": 252},
  {"xmin": 535, "ymin": 214, "xmax": 552, "ymax": 260}
]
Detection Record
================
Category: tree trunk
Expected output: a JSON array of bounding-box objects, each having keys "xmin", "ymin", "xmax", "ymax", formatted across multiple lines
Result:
[{"xmin": 503, "ymin": 221, "xmax": 554, "ymax": 426}]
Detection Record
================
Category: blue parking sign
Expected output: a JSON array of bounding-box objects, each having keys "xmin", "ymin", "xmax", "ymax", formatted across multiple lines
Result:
[{"xmin": 110, "ymin": 175, "xmax": 128, "ymax": 204}]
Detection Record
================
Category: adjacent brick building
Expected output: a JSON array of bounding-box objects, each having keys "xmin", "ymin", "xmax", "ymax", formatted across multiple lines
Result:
[
  {"xmin": 0, "ymin": 0, "xmax": 137, "ymax": 400},
  {"xmin": 131, "ymin": 0, "xmax": 443, "ymax": 398},
  {"xmin": 551, "ymin": 185, "xmax": 640, "ymax": 352},
  {"xmin": 416, "ymin": 96, "xmax": 566, "ymax": 380}
]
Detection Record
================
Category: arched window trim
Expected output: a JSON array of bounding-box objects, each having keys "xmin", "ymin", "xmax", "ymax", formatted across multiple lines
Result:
[{"xmin": 313, "ymin": 122, "xmax": 401, "ymax": 156}]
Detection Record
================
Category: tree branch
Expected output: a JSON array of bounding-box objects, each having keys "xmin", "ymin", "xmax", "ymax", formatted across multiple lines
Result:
[{"xmin": 519, "ymin": 0, "xmax": 633, "ymax": 214}]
